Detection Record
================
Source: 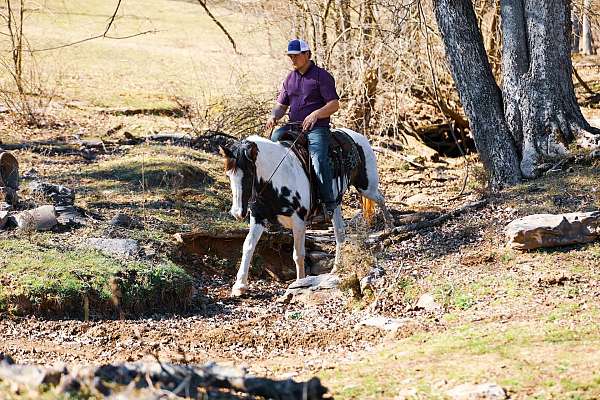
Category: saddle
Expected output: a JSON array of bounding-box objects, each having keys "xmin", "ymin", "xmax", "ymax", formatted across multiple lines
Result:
[{"xmin": 279, "ymin": 128, "xmax": 361, "ymax": 218}]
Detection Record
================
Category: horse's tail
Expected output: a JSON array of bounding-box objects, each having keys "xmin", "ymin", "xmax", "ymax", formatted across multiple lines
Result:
[{"xmin": 361, "ymin": 196, "xmax": 375, "ymax": 225}]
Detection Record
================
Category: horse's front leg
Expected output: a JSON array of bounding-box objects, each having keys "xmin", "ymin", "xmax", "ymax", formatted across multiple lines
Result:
[
  {"xmin": 331, "ymin": 206, "xmax": 346, "ymax": 273},
  {"xmin": 291, "ymin": 215, "xmax": 307, "ymax": 280},
  {"xmin": 231, "ymin": 217, "xmax": 265, "ymax": 297}
]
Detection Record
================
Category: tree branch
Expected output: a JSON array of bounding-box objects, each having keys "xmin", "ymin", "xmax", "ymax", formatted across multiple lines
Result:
[
  {"xmin": 195, "ymin": 0, "xmax": 238, "ymax": 54},
  {"xmin": 28, "ymin": 0, "xmax": 157, "ymax": 53}
]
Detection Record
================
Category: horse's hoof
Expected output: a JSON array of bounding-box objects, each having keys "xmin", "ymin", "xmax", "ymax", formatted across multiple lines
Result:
[{"xmin": 231, "ymin": 284, "xmax": 248, "ymax": 297}]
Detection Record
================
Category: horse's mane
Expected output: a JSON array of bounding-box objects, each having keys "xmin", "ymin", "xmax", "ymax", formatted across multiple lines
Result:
[
  {"xmin": 245, "ymin": 135, "xmax": 288, "ymax": 159},
  {"xmin": 244, "ymin": 135, "xmax": 303, "ymax": 180}
]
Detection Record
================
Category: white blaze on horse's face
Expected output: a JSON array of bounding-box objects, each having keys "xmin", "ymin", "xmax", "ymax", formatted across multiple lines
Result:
[{"xmin": 227, "ymin": 167, "xmax": 245, "ymax": 220}]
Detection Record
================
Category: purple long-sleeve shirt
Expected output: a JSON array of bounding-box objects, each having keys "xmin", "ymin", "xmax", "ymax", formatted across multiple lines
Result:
[{"xmin": 276, "ymin": 62, "xmax": 339, "ymax": 128}]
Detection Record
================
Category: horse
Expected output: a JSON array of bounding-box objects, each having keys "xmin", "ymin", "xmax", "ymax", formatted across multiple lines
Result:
[{"xmin": 219, "ymin": 128, "xmax": 393, "ymax": 297}]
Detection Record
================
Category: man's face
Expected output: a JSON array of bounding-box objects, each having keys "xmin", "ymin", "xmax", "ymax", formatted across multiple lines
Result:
[{"xmin": 288, "ymin": 52, "xmax": 310, "ymax": 70}]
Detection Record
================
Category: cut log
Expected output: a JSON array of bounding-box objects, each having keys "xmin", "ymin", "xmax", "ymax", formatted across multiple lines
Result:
[{"xmin": 505, "ymin": 211, "xmax": 600, "ymax": 250}]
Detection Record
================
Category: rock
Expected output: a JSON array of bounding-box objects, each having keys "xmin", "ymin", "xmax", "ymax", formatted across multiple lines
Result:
[
  {"xmin": 307, "ymin": 252, "xmax": 334, "ymax": 275},
  {"xmin": 404, "ymin": 193, "xmax": 431, "ymax": 206},
  {"xmin": 14, "ymin": 205, "xmax": 57, "ymax": 231},
  {"xmin": 415, "ymin": 293, "xmax": 442, "ymax": 312},
  {"xmin": 21, "ymin": 168, "xmax": 38, "ymax": 180},
  {"xmin": 359, "ymin": 265, "xmax": 385, "ymax": 294},
  {"xmin": 288, "ymin": 273, "xmax": 340, "ymax": 290},
  {"xmin": 85, "ymin": 238, "xmax": 139, "ymax": 257},
  {"xmin": 0, "ymin": 210, "xmax": 8, "ymax": 229},
  {"xmin": 110, "ymin": 213, "xmax": 134, "ymax": 228},
  {"xmin": 355, "ymin": 316, "xmax": 411, "ymax": 334},
  {"xmin": 0, "ymin": 202, "xmax": 11, "ymax": 211},
  {"xmin": 446, "ymin": 383, "xmax": 506, "ymax": 400},
  {"xmin": 280, "ymin": 274, "xmax": 341, "ymax": 303},
  {"xmin": 505, "ymin": 211, "xmax": 600, "ymax": 250},
  {"xmin": 29, "ymin": 181, "xmax": 75, "ymax": 206},
  {"xmin": 55, "ymin": 205, "xmax": 87, "ymax": 227}
]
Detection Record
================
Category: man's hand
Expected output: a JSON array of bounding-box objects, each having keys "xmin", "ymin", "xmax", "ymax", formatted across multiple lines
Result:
[
  {"xmin": 302, "ymin": 111, "xmax": 319, "ymax": 131},
  {"xmin": 265, "ymin": 116, "xmax": 277, "ymax": 134}
]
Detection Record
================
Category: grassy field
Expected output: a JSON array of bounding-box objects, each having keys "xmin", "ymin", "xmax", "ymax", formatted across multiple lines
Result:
[{"xmin": 5, "ymin": 0, "xmax": 287, "ymax": 108}]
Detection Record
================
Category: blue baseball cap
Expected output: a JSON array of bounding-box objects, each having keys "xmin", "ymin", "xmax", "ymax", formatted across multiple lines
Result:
[{"xmin": 287, "ymin": 39, "xmax": 310, "ymax": 54}]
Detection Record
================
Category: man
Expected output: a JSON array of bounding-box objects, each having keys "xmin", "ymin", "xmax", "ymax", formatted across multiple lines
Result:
[{"xmin": 266, "ymin": 39, "xmax": 340, "ymax": 219}]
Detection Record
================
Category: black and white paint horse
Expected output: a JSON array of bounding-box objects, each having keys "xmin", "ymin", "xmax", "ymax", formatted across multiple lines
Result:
[{"xmin": 220, "ymin": 129, "xmax": 393, "ymax": 297}]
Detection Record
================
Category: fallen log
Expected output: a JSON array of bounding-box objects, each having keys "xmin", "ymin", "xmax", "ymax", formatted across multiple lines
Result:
[
  {"xmin": 0, "ymin": 357, "xmax": 330, "ymax": 399},
  {"xmin": 370, "ymin": 199, "xmax": 488, "ymax": 244}
]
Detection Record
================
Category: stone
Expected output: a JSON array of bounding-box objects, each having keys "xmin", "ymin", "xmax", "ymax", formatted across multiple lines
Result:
[
  {"xmin": 110, "ymin": 213, "xmax": 134, "ymax": 228},
  {"xmin": 307, "ymin": 252, "xmax": 334, "ymax": 275},
  {"xmin": 359, "ymin": 265, "xmax": 385, "ymax": 294},
  {"xmin": 29, "ymin": 181, "xmax": 75, "ymax": 206},
  {"xmin": 279, "ymin": 273, "xmax": 341, "ymax": 303},
  {"xmin": 404, "ymin": 193, "xmax": 431, "ymax": 206},
  {"xmin": 0, "ymin": 210, "xmax": 8, "ymax": 229},
  {"xmin": 85, "ymin": 238, "xmax": 139, "ymax": 257},
  {"xmin": 355, "ymin": 316, "xmax": 411, "ymax": 334},
  {"xmin": 446, "ymin": 383, "xmax": 506, "ymax": 400},
  {"xmin": 55, "ymin": 206, "xmax": 87, "ymax": 227},
  {"xmin": 288, "ymin": 273, "xmax": 340, "ymax": 290},
  {"xmin": 14, "ymin": 205, "xmax": 57, "ymax": 231},
  {"xmin": 505, "ymin": 211, "xmax": 600, "ymax": 250},
  {"xmin": 415, "ymin": 293, "xmax": 442, "ymax": 312}
]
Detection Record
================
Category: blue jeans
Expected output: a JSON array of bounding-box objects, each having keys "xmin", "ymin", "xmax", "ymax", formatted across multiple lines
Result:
[{"xmin": 271, "ymin": 125, "xmax": 335, "ymax": 208}]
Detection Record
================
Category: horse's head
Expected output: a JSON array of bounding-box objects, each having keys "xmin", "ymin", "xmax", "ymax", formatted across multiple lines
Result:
[{"xmin": 219, "ymin": 140, "xmax": 259, "ymax": 220}]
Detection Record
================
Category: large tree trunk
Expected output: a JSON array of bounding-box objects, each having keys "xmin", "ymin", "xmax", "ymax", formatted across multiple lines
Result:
[
  {"xmin": 502, "ymin": 0, "xmax": 600, "ymax": 177},
  {"xmin": 433, "ymin": 0, "xmax": 599, "ymax": 184},
  {"xmin": 432, "ymin": 0, "xmax": 522, "ymax": 187}
]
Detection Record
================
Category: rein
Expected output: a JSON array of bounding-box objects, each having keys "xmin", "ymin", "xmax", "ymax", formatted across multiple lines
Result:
[{"xmin": 246, "ymin": 128, "xmax": 306, "ymax": 211}]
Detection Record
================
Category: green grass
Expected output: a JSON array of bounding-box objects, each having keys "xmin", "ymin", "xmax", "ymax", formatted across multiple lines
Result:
[
  {"xmin": 0, "ymin": 238, "xmax": 193, "ymax": 317},
  {"xmin": 317, "ymin": 318, "xmax": 600, "ymax": 399}
]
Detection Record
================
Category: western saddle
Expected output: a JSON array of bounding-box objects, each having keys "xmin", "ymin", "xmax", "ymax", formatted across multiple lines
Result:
[{"xmin": 278, "ymin": 127, "xmax": 361, "ymax": 220}]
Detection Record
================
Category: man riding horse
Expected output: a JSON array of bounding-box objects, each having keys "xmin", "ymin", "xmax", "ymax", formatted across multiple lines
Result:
[{"xmin": 265, "ymin": 39, "xmax": 340, "ymax": 221}]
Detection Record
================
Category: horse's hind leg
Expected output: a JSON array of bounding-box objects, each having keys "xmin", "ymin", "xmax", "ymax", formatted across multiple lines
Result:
[
  {"xmin": 231, "ymin": 217, "xmax": 265, "ymax": 297},
  {"xmin": 361, "ymin": 189, "xmax": 394, "ymax": 230},
  {"xmin": 331, "ymin": 206, "xmax": 346, "ymax": 273}
]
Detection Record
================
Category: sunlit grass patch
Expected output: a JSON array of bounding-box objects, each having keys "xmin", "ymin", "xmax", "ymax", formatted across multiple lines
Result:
[
  {"xmin": 0, "ymin": 238, "xmax": 193, "ymax": 317},
  {"xmin": 16, "ymin": 0, "xmax": 287, "ymax": 109}
]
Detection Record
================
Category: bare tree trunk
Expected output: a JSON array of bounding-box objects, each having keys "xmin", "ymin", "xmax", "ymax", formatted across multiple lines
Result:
[
  {"xmin": 432, "ymin": 0, "xmax": 522, "ymax": 187},
  {"xmin": 571, "ymin": 7, "xmax": 582, "ymax": 52},
  {"xmin": 502, "ymin": 0, "xmax": 599, "ymax": 177},
  {"xmin": 581, "ymin": 0, "xmax": 594, "ymax": 54}
]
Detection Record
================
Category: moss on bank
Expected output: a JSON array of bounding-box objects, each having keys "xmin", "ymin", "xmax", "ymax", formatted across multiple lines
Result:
[{"xmin": 0, "ymin": 238, "xmax": 193, "ymax": 318}]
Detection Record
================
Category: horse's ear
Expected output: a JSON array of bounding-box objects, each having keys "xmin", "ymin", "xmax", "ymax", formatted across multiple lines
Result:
[
  {"xmin": 245, "ymin": 142, "xmax": 258, "ymax": 162},
  {"xmin": 219, "ymin": 145, "xmax": 234, "ymax": 159}
]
